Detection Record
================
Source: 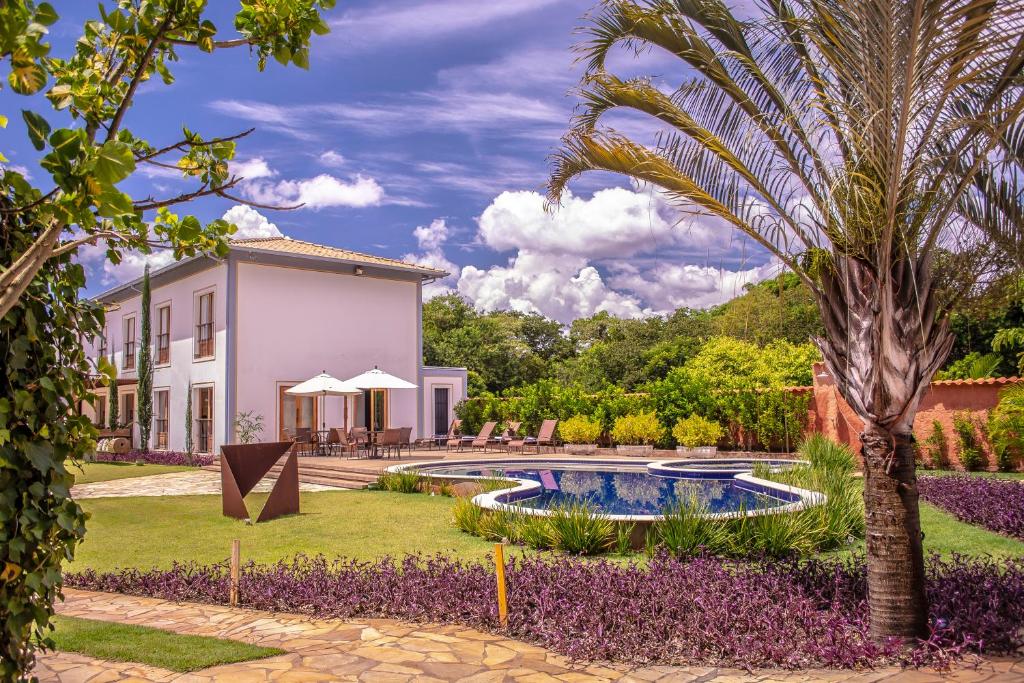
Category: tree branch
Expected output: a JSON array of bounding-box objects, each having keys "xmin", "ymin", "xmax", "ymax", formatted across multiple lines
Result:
[
  {"xmin": 214, "ymin": 188, "xmax": 304, "ymax": 211},
  {"xmin": 0, "ymin": 220, "xmax": 64, "ymax": 319},
  {"xmin": 165, "ymin": 36, "xmax": 253, "ymax": 49},
  {"xmin": 105, "ymin": 12, "xmax": 175, "ymax": 144},
  {"xmin": 134, "ymin": 128, "xmax": 255, "ymax": 163}
]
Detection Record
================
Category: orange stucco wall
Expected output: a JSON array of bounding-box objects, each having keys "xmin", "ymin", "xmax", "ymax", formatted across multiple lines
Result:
[{"xmin": 806, "ymin": 363, "xmax": 1020, "ymax": 469}]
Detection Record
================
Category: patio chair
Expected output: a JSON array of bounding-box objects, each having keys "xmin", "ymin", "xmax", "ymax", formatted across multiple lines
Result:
[
  {"xmin": 498, "ymin": 421, "xmax": 523, "ymax": 451},
  {"xmin": 378, "ymin": 428, "xmax": 402, "ymax": 459},
  {"xmin": 349, "ymin": 427, "xmax": 369, "ymax": 458},
  {"xmin": 294, "ymin": 427, "xmax": 314, "ymax": 456},
  {"xmin": 467, "ymin": 421, "xmax": 498, "ymax": 452},
  {"xmin": 329, "ymin": 428, "xmax": 365, "ymax": 459},
  {"xmin": 445, "ymin": 419, "xmax": 464, "ymax": 451},
  {"xmin": 509, "ymin": 420, "xmax": 558, "ymax": 454},
  {"xmin": 398, "ymin": 426, "xmax": 413, "ymax": 458}
]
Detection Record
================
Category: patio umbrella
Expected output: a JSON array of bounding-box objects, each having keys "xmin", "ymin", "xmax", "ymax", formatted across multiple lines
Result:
[
  {"xmin": 344, "ymin": 366, "xmax": 418, "ymax": 431},
  {"xmin": 286, "ymin": 372, "xmax": 361, "ymax": 432}
]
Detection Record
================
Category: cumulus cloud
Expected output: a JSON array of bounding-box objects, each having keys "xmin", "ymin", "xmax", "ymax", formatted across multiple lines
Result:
[
  {"xmin": 244, "ymin": 173, "xmax": 386, "ymax": 210},
  {"xmin": 222, "ymin": 205, "xmax": 284, "ymax": 239},
  {"xmin": 402, "ymin": 218, "xmax": 460, "ymax": 298},
  {"xmin": 451, "ymin": 188, "xmax": 776, "ymax": 322},
  {"xmin": 231, "ymin": 157, "xmax": 276, "ymax": 180}
]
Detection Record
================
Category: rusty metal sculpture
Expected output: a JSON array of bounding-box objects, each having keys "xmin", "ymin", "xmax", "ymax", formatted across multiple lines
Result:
[{"xmin": 220, "ymin": 441, "xmax": 298, "ymax": 522}]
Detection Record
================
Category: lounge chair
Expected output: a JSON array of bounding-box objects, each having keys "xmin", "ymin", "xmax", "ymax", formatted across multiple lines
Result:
[
  {"xmin": 466, "ymin": 421, "xmax": 498, "ymax": 452},
  {"xmin": 442, "ymin": 419, "xmax": 463, "ymax": 451},
  {"xmin": 495, "ymin": 421, "xmax": 523, "ymax": 451},
  {"xmin": 509, "ymin": 420, "xmax": 558, "ymax": 454}
]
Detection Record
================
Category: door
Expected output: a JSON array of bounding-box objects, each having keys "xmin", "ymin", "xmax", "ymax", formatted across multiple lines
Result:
[
  {"xmin": 195, "ymin": 386, "xmax": 213, "ymax": 453},
  {"xmin": 279, "ymin": 385, "xmax": 317, "ymax": 440},
  {"xmin": 433, "ymin": 387, "xmax": 450, "ymax": 436},
  {"xmin": 362, "ymin": 389, "xmax": 387, "ymax": 432},
  {"xmin": 122, "ymin": 392, "xmax": 135, "ymax": 427}
]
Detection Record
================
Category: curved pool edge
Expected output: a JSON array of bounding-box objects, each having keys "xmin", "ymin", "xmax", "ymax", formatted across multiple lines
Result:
[{"xmin": 387, "ymin": 457, "xmax": 826, "ymax": 523}]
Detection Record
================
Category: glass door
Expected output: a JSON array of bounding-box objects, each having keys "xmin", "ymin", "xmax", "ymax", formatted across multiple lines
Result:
[
  {"xmin": 362, "ymin": 389, "xmax": 388, "ymax": 432},
  {"xmin": 279, "ymin": 386, "xmax": 317, "ymax": 440}
]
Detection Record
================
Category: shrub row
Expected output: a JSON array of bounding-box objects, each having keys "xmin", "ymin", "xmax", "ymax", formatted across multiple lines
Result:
[
  {"xmin": 65, "ymin": 552, "xmax": 1024, "ymax": 670},
  {"xmin": 918, "ymin": 475, "xmax": 1024, "ymax": 540},
  {"xmin": 88, "ymin": 450, "xmax": 215, "ymax": 467}
]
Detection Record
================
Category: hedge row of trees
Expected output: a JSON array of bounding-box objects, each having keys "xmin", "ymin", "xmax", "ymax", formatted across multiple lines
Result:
[{"xmin": 455, "ymin": 337, "xmax": 816, "ymax": 451}]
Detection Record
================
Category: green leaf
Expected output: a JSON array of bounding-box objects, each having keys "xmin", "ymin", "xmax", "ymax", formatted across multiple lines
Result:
[
  {"xmin": 35, "ymin": 3, "xmax": 59, "ymax": 26},
  {"xmin": 178, "ymin": 215, "xmax": 201, "ymax": 241},
  {"xmin": 94, "ymin": 187, "xmax": 135, "ymax": 217},
  {"xmin": 22, "ymin": 110, "xmax": 50, "ymax": 151},
  {"xmin": 93, "ymin": 141, "xmax": 135, "ymax": 185}
]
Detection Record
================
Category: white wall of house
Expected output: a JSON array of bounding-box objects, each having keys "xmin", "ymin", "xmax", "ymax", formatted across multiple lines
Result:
[
  {"xmin": 233, "ymin": 262, "xmax": 421, "ymax": 442},
  {"xmin": 87, "ymin": 263, "xmax": 228, "ymax": 453}
]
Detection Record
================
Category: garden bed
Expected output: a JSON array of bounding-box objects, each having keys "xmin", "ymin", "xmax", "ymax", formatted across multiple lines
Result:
[
  {"xmin": 918, "ymin": 475, "xmax": 1024, "ymax": 540},
  {"xmin": 66, "ymin": 552, "xmax": 1024, "ymax": 670},
  {"xmin": 90, "ymin": 450, "xmax": 216, "ymax": 467}
]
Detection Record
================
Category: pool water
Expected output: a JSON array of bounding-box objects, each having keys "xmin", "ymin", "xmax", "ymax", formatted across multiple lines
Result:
[{"xmin": 414, "ymin": 462, "xmax": 795, "ymax": 516}]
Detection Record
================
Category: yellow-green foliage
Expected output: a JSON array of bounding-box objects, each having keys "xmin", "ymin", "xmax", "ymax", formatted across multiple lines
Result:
[
  {"xmin": 376, "ymin": 470, "xmax": 422, "ymax": 493},
  {"xmin": 612, "ymin": 411, "xmax": 664, "ymax": 445},
  {"xmin": 452, "ymin": 497, "xmax": 485, "ymax": 535},
  {"xmin": 559, "ymin": 415, "xmax": 603, "ymax": 444},
  {"xmin": 672, "ymin": 415, "xmax": 725, "ymax": 447},
  {"xmin": 546, "ymin": 502, "xmax": 615, "ymax": 555}
]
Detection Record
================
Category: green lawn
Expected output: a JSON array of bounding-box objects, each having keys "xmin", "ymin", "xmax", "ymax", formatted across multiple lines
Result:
[
  {"xmin": 68, "ymin": 461, "xmax": 193, "ymax": 485},
  {"xmin": 50, "ymin": 615, "xmax": 282, "ymax": 671},
  {"xmin": 72, "ymin": 490, "xmax": 507, "ymax": 572},
  {"xmin": 71, "ymin": 482, "xmax": 1024, "ymax": 573}
]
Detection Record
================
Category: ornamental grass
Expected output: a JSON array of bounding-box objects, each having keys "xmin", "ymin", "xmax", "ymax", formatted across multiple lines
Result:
[{"xmin": 66, "ymin": 552, "xmax": 1024, "ymax": 670}]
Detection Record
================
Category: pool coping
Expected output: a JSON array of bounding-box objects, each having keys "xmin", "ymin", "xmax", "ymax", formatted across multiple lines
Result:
[{"xmin": 388, "ymin": 457, "xmax": 826, "ymax": 522}]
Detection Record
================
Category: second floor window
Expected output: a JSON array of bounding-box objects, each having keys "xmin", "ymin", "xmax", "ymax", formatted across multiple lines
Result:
[
  {"xmin": 97, "ymin": 330, "xmax": 108, "ymax": 361},
  {"xmin": 122, "ymin": 392, "xmax": 135, "ymax": 426},
  {"xmin": 157, "ymin": 304, "xmax": 171, "ymax": 364},
  {"xmin": 195, "ymin": 291, "xmax": 214, "ymax": 359},
  {"xmin": 123, "ymin": 317, "xmax": 136, "ymax": 370}
]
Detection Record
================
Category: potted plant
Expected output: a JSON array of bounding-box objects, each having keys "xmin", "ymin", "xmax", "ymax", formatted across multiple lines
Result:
[
  {"xmin": 560, "ymin": 415, "xmax": 603, "ymax": 455},
  {"xmin": 612, "ymin": 412, "xmax": 664, "ymax": 456},
  {"xmin": 672, "ymin": 415, "xmax": 725, "ymax": 457}
]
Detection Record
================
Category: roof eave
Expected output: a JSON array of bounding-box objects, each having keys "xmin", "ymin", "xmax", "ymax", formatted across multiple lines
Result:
[{"xmin": 229, "ymin": 244, "xmax": 448, "ymax": 280}]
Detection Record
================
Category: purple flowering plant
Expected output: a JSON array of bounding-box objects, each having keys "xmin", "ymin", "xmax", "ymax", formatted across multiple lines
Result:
[
  {"xmin": 918, "ymin": 475, "xmax": 1024, "ymax": 540},
  {"xmin": 65, "ymin": 552, "xmax": 1024, "ymax": 670}
]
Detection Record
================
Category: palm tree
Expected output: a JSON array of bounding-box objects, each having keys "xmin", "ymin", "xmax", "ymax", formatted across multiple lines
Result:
[{"xmin": 549, "ymin": 0, "xmax": 1024, "ymax": 640}]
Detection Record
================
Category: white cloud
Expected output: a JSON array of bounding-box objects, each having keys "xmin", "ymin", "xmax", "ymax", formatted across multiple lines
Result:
[
  {"xmin": 222, "ymin": 205, "xmax": 283, "ymax": 239},
  {"xmin": 450, "ymin": 188, "xmax": 777, "ymax": 322},
  {"xmin": 402, "ymin": 218, "xmax": 460, "ymax": 298},
  {"xmin": 99, "ymin": 250, "xmax": 177, "ymax": 287},
  {"xmin": 1, "ymin": 163, "xmax": 32, "ymax": 179},
  {"xmin": 458, "ymin": 252, "xmax": 649, "ymax": 322},
  {"xmin": 318, "ymin": 150, "xmax": 346, "ymax": 167},
  {"xmin": 331, "ymin": 0, "xmax": 565, "ymax": 50},
  {"xmin": 243, "ymin": 173, "xmax": 386, "ymax": 210},
  {"xmin": 231, "ymin": 157, "xmax": 276, "ymax": 180}
]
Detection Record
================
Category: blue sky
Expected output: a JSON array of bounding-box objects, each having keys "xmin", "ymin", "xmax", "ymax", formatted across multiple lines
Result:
[{"xmin": 3, "ymin": 0, "xmax": 776, "ymax": 323}]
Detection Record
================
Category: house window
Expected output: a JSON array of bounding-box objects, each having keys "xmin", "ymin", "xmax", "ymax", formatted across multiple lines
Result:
[
  {"xmin": 122, "ymin": 392, "xmax": 135, "ymax": 427},
  {"xmin": 195, "ymin": 386, "xmax": 214, "ymax": 453},
  {"xmin": 154, "ymin": 389, "xmax": 169, "ymax": 450},
  {"xmin": 156, "ymin": 304, "xmax": 171, "ymax": 365},
  {"xmin": 97, "ymin": 329, "xmax": 108, "ymax": 362},
  {"xmin": 95, "ymin": 391, "xmax": 107, "ymax": 428},
  {"xmin": 123, "ymin": 317, "xmax": 136, "ymax": 370},
  {"xmin": 279, "ymin": 385, "xmax": 317, "ymax": 441},
  {"xmin": 194, "ymin": 291, "xmax": 214, "ymax": 359}
]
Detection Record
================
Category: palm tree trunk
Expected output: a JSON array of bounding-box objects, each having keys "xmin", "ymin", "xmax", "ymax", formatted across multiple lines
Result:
[
  {"xmin": 861, "ymin": 424, "xmax": 928, "ymax": 639},
  {"xmin": 815, "ymin": 255, "xmax": 953, "ymax": 642}
]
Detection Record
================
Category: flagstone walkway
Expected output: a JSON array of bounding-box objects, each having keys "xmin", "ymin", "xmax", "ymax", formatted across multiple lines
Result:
[
  {"xmin": 34, "ymin": 589, "xmax": 1024, "ymax": 682},
  {"xmin": 71, "ymin": 471, "xmax": 334, "ymax": 499}
]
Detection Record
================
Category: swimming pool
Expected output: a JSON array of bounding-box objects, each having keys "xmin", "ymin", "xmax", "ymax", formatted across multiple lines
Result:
[{"xmin": 391, "ymin": 458, "xmax": 823, "ymax": 522}]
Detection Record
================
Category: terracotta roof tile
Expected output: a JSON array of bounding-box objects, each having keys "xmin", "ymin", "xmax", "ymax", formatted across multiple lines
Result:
[
  {"xmin": 931, "ymin": 376, "xmax": 1020, "ymax": 386},
  {"xmin": 229, "ymin": 236, "xmax": 447, "ymax": 276}
]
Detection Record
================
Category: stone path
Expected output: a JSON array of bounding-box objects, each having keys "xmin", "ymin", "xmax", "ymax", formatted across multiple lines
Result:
[
  {"xmin": 34, "ymin": 589, "xmax": 1024, "ymax": 682},
  {"xmin": 71, "ymin": 470, "xmax": 335, "ymax": 499}
]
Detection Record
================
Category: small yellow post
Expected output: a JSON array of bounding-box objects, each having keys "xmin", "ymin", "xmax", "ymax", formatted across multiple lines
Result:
[
  {"xmin": 230, "ymin": 539, "xmax": 240, "ymax": 607},
  {"xmin": 494, "ymin": 543, "xmax": 508, "ymax": 627}
]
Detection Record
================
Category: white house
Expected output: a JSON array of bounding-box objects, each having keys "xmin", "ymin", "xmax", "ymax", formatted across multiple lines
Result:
[{"xmin": 83, "ymin": 237, "xmax": 468, "ymax": 454}]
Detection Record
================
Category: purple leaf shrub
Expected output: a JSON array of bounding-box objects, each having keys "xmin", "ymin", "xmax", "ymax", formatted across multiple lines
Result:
[
  {"xmin": 918, "ymin": 475, "xmax": 1024, "ymax": 539},
  {"xmin": 91, "ymin": 450, "xmax": 215, "ymax": 467},
  {"xmin": 65, "ymin": 552, "xmax": 1024, "ymax": 670}
]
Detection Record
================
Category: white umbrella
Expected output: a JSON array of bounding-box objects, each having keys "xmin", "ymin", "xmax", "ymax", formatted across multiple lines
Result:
[
  {"xmin": 344, "ymin": 366, "xmax": 417, "ymax": 433},
  {"xmin": 345, "ymin": 366, "xmax": 418, "ymax": 390},
  {"xmin": 286, "ymin": 372, "xmax": 361, "ymax": 432}
]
